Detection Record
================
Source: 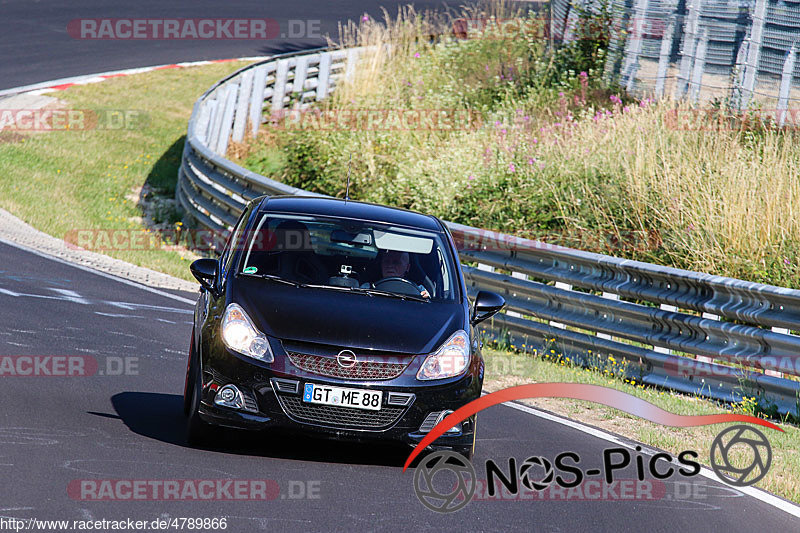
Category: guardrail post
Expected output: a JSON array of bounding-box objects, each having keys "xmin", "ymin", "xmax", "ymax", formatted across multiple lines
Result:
[
  {"xmin": 597, "ymin": 293, "xmax": 620, "ymax": 340},
  {"xmin": 778, "ymin": 45, "xmax": 797, "ymax": 128},
  {"xmin": 689, "ymin": 28, "xmax": 708, "ymax": 104},
  {"xmin": 562, "ymin": 1, "xmax": 580, "ymax": 43},
  {"xmin": 550, "ymin": 282, "xmax": 572, "ymax": 329},
  {"xmin": 675, "ymin": 0, "xmax": 700, "ymax": 100},
  {"xmin": 655, "ymin": 21, "xmax": 675, "ymax": 98},
  {"xmin": 345, "ymin": 48, "xmax": 361, "ymax": 80},
  {"xmin": 292, "ymin": 55, "xmax": 309, "ymax": 100},
  {"xmin": 622, "ymin": 0, "xmax": 650, "ymax": 93},
  {"xmin": 731, "ymin": 39, "xmax": 750, "ymax": 108},
  {"xmin": 216, "ymin": 84, "xmax": 239, "ymax": 155},
  {"xmin": 207, "ymin": 93, "xmax": 227, "ymax": 154},
  {"xmin": 232, "ymin": 70, "xmax": 254, "ymax": 143},
  {"xmin": 740, "ymin": 0, "xmax": 767, "ymax": 109},
  {"xmin": 697, "ymin": 312, "xmax": 719, "ymax": 365},
  {"xmin": 507, "ymin": 272, "xmax": 528, "ymax": 318},
  {"xmin": 653, "ymin": 304, "xmax": 677, "ymax": 354},
  {"xmin": 550, "ymin": 0, "xmax": 567, "ymax": 42},
  {"xmin": 316, "ymin": 52, "xmax": 332, "ymax": 100},
  {"xmin": 195, "ymin": 99, "xmax": 214, "ymax": 145},
  {"xmin": 767, "ymin": 327, "xmax": 789, "ymax": 377},
  {"xmin": 271, "ymin": 59, "xmax": 290, "ymax": 113},
  {"xmin": 249, "ymin": 64, "xmax": 268, "ymax": 136}
]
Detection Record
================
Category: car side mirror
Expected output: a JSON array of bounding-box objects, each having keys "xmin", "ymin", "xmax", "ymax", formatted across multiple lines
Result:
[
  {"xmin": 471, "ymin": 290, "xmax": 505, "ymax": 325},
  {"xmin": 190, "ymin": 258, "xmax": 219, "ymax": 293}
]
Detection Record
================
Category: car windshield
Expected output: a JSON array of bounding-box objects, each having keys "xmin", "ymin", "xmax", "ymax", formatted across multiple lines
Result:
[{"xmin": 238, "ymin": 213, "xmax": 458, "ymax": 301}]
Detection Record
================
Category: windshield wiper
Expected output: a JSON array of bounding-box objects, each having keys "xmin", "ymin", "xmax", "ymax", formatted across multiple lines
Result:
[
  {"xmin": 352, "ymin": 287, "xmax": 430, "ymax": 302},
  {"xmin": 241, "ymin": 276, "xmax": 429, "ymax": 302},
  {"xmin": 240, "ymin": 272, "xmax": 304, "ymax": 288}
]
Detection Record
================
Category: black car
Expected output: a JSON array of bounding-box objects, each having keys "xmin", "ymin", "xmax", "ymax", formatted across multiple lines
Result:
[{"xmin": 184, "ymin": 195, "xmax": 505, "ymax": 458}]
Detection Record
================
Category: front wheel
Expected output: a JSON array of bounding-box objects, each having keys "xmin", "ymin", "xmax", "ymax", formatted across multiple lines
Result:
[
  {"xmin": 455, "ymin": 415, "xmax": 477, "ymax": 461},
  {"xmin": 182, "ymin": 331, "xmax": 196, "ymax": 416},
  {"xmin": 185, "ymin": 356, "xmax": 211, "ymax": 446}
]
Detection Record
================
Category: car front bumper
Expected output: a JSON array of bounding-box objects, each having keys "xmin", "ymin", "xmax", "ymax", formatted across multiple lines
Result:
[{"xmin": 197, "ymin": 350, "xmax": 481, "ymax": 450}]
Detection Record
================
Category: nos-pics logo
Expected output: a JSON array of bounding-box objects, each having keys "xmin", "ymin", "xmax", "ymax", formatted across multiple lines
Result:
[
  {"xmin": 405, "ymin": 384, "xmax": 782, "ymax": 513},
  {"xmin": 413, "ymin": 424, "xmax": 773, "ymax": 513}
]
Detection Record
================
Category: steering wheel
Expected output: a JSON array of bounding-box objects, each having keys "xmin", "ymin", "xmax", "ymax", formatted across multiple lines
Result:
[{"xmin": 373, "ymin": 277, "xmax": 424, "ymax": 296}]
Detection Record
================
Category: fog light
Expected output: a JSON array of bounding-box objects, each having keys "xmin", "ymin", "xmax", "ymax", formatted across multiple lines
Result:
[
  {"xmin": 418, "ymin": 410, "xmax": 462, "ymax": 434},
  {"xmin": 214, "ymin": 384, "xmax": 244, "ymax": 410},
  {"xmin": 436, "ymin": 410, "xmax": 462, "ymax": 434}
]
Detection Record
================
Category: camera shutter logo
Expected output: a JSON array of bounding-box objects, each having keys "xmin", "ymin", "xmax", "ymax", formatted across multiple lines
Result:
[
  {"xmin": 519, "ymin": 456, "xmax": 554, "ymax": 491},
  {"xmin": 710, "ymin": 425, "xmax": 772, "ymax": 487},
  {"xmin": 336, "ymin": 350, "xmax": 357, "ymax": 369},
  {"xmin": 413, "ymin": 451, "xmax": 476, "ymax": 513}
]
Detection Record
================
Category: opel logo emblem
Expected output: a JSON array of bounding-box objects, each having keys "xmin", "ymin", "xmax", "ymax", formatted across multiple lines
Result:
[{"xmin": 336, "ymin": 350, "xmax": 357, "ymax": 368}]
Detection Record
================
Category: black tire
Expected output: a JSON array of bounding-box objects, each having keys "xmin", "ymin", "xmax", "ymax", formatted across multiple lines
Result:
[
  {"xmin": 455, "ymin": 415, "xmax": 477, "ymax": 461},
  {"xmin": 185, "ymin": 357, "xmax": 211, "ymax": 446},
  {"xmin": 182, "ymin": 332, "xmax": 196, "ymax": 416},
  {"xmin": 455, "ymin": 444, "xmax": 474, "ymax": 461}
]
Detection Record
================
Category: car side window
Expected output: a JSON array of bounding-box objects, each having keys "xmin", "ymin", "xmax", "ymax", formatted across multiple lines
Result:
[
  {"xmin": 219, "ymin": 208, "xmax": 250, "ymax": 280},
  {"xmin": 438, "ymin": 248, "xmax": 451, "ymax": 296}
]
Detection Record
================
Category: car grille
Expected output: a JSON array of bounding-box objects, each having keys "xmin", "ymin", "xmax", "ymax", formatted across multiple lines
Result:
[
  {"xmin": 276, "ymin": 395, "xmax": 405, "ymax": 429},
  {"xmin": 286, "ymin": 351, "xmax": 409, "ymax": 380}
]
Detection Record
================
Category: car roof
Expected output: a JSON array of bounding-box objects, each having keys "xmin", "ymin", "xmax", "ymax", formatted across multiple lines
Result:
[{"xmin": 255, "ymin": 196, "xmax": 444, "ymax": 232}]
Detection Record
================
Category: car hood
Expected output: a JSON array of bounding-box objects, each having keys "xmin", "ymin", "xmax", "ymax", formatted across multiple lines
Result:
[{"xmin": 233, "ymin": 280, "xmax": 464, "ymax": 355}]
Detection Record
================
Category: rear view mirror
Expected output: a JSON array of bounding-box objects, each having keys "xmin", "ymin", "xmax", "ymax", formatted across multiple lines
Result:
[
  {"xmin": 331, "ymin": 229, "xmax": 373, "ymax": 246},
  {"xmin": 190, "ymin": 258, "xmax": 219, "ymax": 293},
  {"xmin": 471, "ymin": 291, "xmax": 505, "ymax": 325}
]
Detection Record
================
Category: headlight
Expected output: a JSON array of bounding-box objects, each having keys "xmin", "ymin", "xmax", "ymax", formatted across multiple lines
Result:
[
  {"xmin": 221, "ymin": 303, "xmax": 274, "ymax": 362},
  {"xmin": 417, "ymin": 330, "xmax": 470, "ymax": 380}
]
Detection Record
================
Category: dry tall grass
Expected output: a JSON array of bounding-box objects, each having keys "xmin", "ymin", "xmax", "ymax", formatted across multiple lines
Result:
[{"xmin": 240, "ymin": 2, "xmax": 800, "ymax": 287}]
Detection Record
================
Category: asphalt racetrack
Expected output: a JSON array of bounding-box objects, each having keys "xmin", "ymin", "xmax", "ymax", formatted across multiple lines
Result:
[
  {"xmin": 0, "ymin": 0, "xmax": 798, "ymax": 530},
  {"xmin": 0, "ymin": 240, "xmax": 795, "ymax": 531}
]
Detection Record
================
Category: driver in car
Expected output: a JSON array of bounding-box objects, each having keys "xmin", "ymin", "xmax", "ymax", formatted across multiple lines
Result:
[{"xmin": 364, "ymin": 250, "xmax": 431, "ymax": 299}]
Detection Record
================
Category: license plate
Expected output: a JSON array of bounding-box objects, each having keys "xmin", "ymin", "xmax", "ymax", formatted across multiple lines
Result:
[{"xmin": 303, "ymin": 383, "xmax": 382, "ymax": 411}]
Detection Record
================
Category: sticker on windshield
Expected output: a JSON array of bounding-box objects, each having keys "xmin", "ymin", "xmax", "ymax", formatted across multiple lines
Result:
[{"xmin": 243, "ymin": 266, "xmax": 258, "ymax": 274}]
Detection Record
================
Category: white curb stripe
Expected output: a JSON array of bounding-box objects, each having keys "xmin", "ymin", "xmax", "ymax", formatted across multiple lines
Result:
[
  {"xmin": 501, "ymin": 399, "xmax": 800, "ymax": 518},
  {"xmin": 0, "ymin": 237, "xmax": 196, "ymax": 306},
  {"xmin": 0, "ymin": 56, "xmax": 272, "ymax": 98}
]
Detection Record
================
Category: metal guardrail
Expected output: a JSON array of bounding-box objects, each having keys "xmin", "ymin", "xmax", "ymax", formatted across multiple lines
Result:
[
  {"xmin": 176, "ymin": 47, "xmax": 360, "ymax": 232},
  {"xmin": 554, "ymin": 0, "xmax": 800, "ymax": 114},
  {"xmin": 177, "ymin": 47, "xmax": 800, "ymax": 419}
]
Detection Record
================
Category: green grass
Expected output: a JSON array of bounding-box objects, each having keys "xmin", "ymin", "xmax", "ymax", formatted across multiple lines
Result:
[
  {"xmin": 0, "ymin": 61, "xmax": 253, "ymax": 281},
  {"xmin": 482, "ymin": 347, "xmax": 800, "ymax": 504}
]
